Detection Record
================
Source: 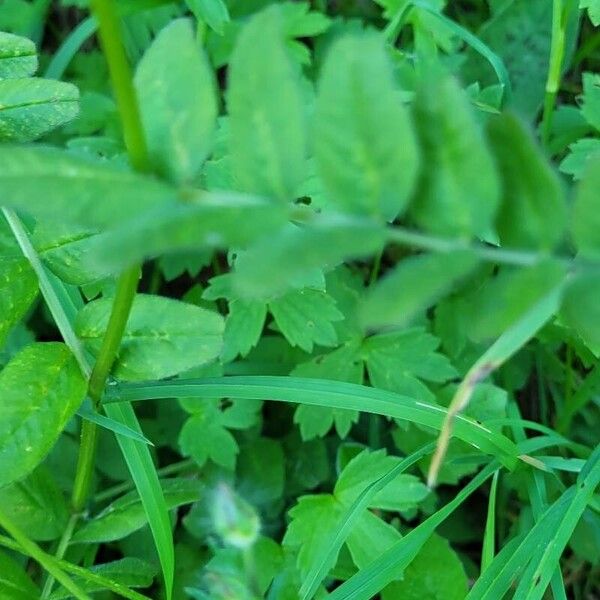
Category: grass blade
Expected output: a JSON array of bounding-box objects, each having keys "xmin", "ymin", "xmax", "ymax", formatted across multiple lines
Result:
[
  {"xmin": 327, "ymin": 463, "xmax": 498, "ymax": 600},
  {"xmin": 77, "ymin": 404, "xmax": 154, "ymax": 445},
  {"xmin": 481, "ymin": 469, "xmax": 499, "ymax": 572},
  {"xmin": 106, "ymin": 376, "xmax": 520, "ymax": 470}
]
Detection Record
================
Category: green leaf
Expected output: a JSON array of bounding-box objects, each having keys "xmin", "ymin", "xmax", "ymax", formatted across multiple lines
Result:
[
  {"xmin": 0, "ymin": 253, "xmax": 38, "ymax": 346},
  {"xmin": 87, "ymin": 192, "xmax": 288, "ymax": 274},
  {"xmin": 0, "ymin": 146, "xmax": 176, "ymax": 228},
  {"xmin": 360, "ymin": 251, "xmax": 478, "ymax": 330},
  {"xmin": 0, "ymin": 342, "xmax": 86, "ymax": 489},
  {"xmin": 580, "ymin": 0, "xmax": 600, "ymax": 25},
  {"xmin": 0, "ymin": 78, "xmax": 79, "ymax": 142},
  {"xmin": 232, "ymin": 217, "xmax": 386, "ymax": 300},
  {"xmin": 487, "ymin": 113, "xmax": 566, "ymax": 249},
  {"xmin": 72, "ymin": 479, "xmax": 203, "ymax": 544},
  {"xmin": 186, "ymin": 0, "xmax": 230, "ymax": 34},
  {"xmin": 560, "ymin": 272, "xmax": 600, "ymax": 355},
  {"xmin": 227, "ymin": 5, "xmax": 307, "ymax": 201},
  {"xmin": 135, "ymin": 18, "xmax": 217, "ymax": 183},
  {"xmin": 49, "ymin": 558, "xmax": 157, "ymax": 600},
  {"xmin": 292, "ymin": 343, "xmax": 363, "ymax": 439},
  {"xmin": 409, "ymin": 68, "xmax": 499, "ymax": 239},
  {"xmin": 381, "ymin": 533, "xmax": 469, "ymax": 600},
  {"xmin": 0, "ymin": 549, "xmax": 40, "ymax": 599},
  {"xmin": 0, "ymin": 466, "xmax": 69, "ymax": 541},
  {"xmin": 75, "ymin": 294, "xmax": 224, "ymax": 380},
  {"xmin": 179, "ymin": 397, "xmax": 262, "ymax": 469},
  {"xmin": 559, "ymin": 138, "xmax": 600, "ymax": 180},
  {"xmin": 581, "ymin": 72, "xmax": 600, "ymax": 130},
  {"xmin": 364, "ymin": 328, "xmax": 457, "ymax": 401},
  {"xmin": 269, "ymin": 287, "xmax": 343, "ymax": 352},
  {"xmin": 571, "ymin": 155, "xmax": 600, "ymax": 260},
  {"xmin": 0, "ymin": 31, "xmax": 37, "ymax": 78},
  {"xmin": 237, "ymin": 437, "xmax": 285, "ymax": 506},
  {"xmin": 314, "ymin": 31, "xmax": 418, "ymax": 221},
  {"xmin": 221, "ymin": 299, "xmax": 267, "ymax": 362}
]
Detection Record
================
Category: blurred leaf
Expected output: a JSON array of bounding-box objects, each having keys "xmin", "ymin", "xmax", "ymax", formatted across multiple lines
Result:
[
  {"xmin": 572, "ymin": 155, "xmax": 600, "ymax": 260},
  {"xmin": 314, "ymin": 31, "xmax": 418, "ymax": 221},
  {"xmin": 0, "ymin": 549, "xmax": 40, "ymax": 599},
  {"xmin": 0, "ymin": 30, "xmax": 37, "ymax": 78},
  {"xmin": 227, "ymin": 5, "xmax": 307, "ymax": 201},
  {"xmin": 560, "ymin": 138, "xmax": 600, "ymax": 180},
  {"xmin": 581, "ymin": 72, "xmax": 600, "ymax": 131},
  {"xmin": 487, "ymin": 113, "xmax": 566, "ymax": 249},
  {"xmin": 360, "ymin": 251, "xmax": 478, "ymax": 330},
  {"xmin": 135, "ymin": 18, "xmax": 217, "ymax": 183},
  {"xmin": 580, "ymin": 0, "xmax": 600, "ymax": 25},
  {"xmin": 72, "ymin": 479, "xmax": 203, "ymax": 543},
  {"xmin": 410, "ymin": 67, "xmax": 499, "ymax": 239},
  {"xmin": 237, "ymin": 437, "xmax": 285, "ymax": 506},
  {"xmin": 76, "ymin": 294, "xmax": 224, "ymax": 380},
  {"xmin": 0, "ymin": 342, "xmax": 86, "ymax": 488},
  {"xmin": 186, "ymin": 0, "xmax": 230, "ymax": 34}
]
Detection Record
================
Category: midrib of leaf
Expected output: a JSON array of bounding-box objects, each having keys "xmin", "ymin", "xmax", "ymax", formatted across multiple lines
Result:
[{"xmin": 0, "ymin": 96, "xmax": 79, "ymax": 112}]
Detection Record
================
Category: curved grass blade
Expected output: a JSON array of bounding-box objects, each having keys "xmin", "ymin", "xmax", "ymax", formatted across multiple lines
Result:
[
  {"xmin": 427, "ymin": 282, "xmax": 565, "ymax": 487},
  {"xmin": 106, "ymin": 376, "xmax": 520, "ymax": 470},
  {"xmin": 300, "ymin": 442, "xmax": 436, "ymax": 600},
  {"xmin": 77, "ymin": 404, "xmax": 154, "ymax": 445},
  {"xmin": 327, "ymin": 463, "xmax": 498, "ymax": 600}
]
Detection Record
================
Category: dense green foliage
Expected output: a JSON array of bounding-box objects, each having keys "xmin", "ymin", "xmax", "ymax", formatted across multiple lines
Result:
[{"xmin": 0, "ymin": 0, "xmax": 599, "ymax": 598}]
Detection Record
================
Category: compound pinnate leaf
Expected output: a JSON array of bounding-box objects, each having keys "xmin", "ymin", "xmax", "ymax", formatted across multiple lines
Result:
[
  {"xmin": 0, "ymin": 78, "xmax": 79, "ymax": 142},
  {"xmin": 227, "ymin": 5, "xmax": 307, "ymax": 201},
  {"xmin": 135, "ymin": 18, "xmax": 217, "ymax": 184},
  {"xmin": 0, "ymin": 549, "xmax": 40, "ymax": 599},
  {"xmin": 0, "ymin": 31, "xmax": 37, "ymax": 78},
  {"xmin": 76, "ymin": 294, "xmax": 224, "ymax": 381},
  {"xmin": 0, "ymin": 342, "xmax": 87, "ymax": 489},
  {"xmin": 314, "ymin": 31, "xmax": 419, "ymax": 221},
  {"xmin": 410, "ymin": 69, "xmax": 499, "ymax": 239},
  {"xmin": 0, "ymin": 146, "xmax": 176, "ymax": 228},
  {"xmin": 0, "ymin": 253, "xmax": 38, "ymax": 346},
  {"xmin": 72, "ymin": 479, "xmax": 203, "ymax": 544},
  {"xmin": 487, "ymin": 113, "xmax": 566, "ymax": 249}
]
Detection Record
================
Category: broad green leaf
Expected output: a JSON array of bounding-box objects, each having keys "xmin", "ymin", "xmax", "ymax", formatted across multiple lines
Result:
[
  {"xmin": 571, "ymin": 155, "xmax": 600, "ymax": 259},
  {"xmin": 179, "ymin": 398, "xmax": 262, "ymax": 470},
  {"xmin": 468, "ymin": 260, "xmax": 567, "ymax": 342},
  {"xmin": 381, "ymin": 533, "xmax": 468, "ymax": 600},
  {"xmin": 227, "ymin": 5, "xmax": 307, "ymax": 201},
  {"xmin": 87, "ymin": 192, "xmax": 288, "ymax": 274},
  {"xmin": 409, "ymin": 69, "xmax": 499, "ymax": 239},
  {"xmin": 0, "ymin": 146, "xmax": 175, "ymax": 228},
  {"xmin": 269, "ymin": 287, "xmax": 343, "ymax": 352},
  {"xmin": 135, "ymin": 18, "xmax": 217, "ymax": 183},
  {"xmin": 360, "ymin": 251, "xmax": 478, "ymax": 330},
  {"xmin": 487, "ymin": 113, "xmax": 566, "ymax": 249},
  {"xmin": 0, "ymin": 31, "xmax": 37, "ymax": 78},
  {"xmin": 221, "ymin": 299, "xmax": 267, "ymax": 362},
  {"xmin": 186, "ymin": 0, "xmax": 230, "ymax": 34},
  {"xmin": 49, "ymin": 558, "xmax": 157, "ymax": 600},
  {"xmin": 0, "ymin": 342, "xmax": 86, "ymax": 488},
  {"xmin": 559, "ymin": 138, "xmax": 600, "ymax": 180},
  {"xmin": 232, "ymin": 217, "xmax": 386, "ymax": 300},
  {"xmin": 293, "ymin": 343, "xmax": 363, "ymax": 439},
  {"xmin": 581, "ymin": 0, "xmax": 600, "ymax": 25},
  {"xmin": 364, "ymin": 328, "xmax": 457, "ymax": 401},
  {"xmin": 0, "ymin": 549, "xmax": 40, "ymax": 599},
  {"xmin": 0, "ymin": 253, "xmax": 38, "ymax": 346},
  {"xmin": 0, "ymin": 466, "xmax": 69, "ymax": 541},
  {"xmin": 72, "ymin": 479, "xmax": 202, "ymax": 544},
  {"xmin": 581, "ymin": 72, "xmax": 600, "ymax": 131},
  {"xmin": 0, "ymin": 78, "xmax": 79, "ymax": 142},
  {"xmin": 314, "ymin": 31, "xmax": 418, "ymax": 221},
  {"xmin": 560, "ymin": 272, "xmax": 600, "ymax": 355},
  {"xmin": 75, "ymin": 294, "xmax": 224, "ymax": 380}
]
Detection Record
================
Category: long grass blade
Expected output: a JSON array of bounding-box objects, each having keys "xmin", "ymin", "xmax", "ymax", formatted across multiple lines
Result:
[
  {"xmin": 106, "ymin": 377, "xmax": 520, "ymax": 470},
  {"xmin": 77, "ymin": 404, "xmax": 154, "ymax": 445},
  {"xmin": 481, "ymin": 469, "xmax": 499, "ymax": 572}
]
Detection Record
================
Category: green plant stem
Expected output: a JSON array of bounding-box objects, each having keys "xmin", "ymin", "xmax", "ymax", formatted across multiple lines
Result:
[
  {"xmin": 0, "ymin": 508, "xmax": 92, "ymax": 600},
  {"xmin": 71, "ymin": 0, "xmax": 150, "ymax": 514},
  {"xmin": 41, "ymin": 513, "xmax": 79, "ymax": 598},
  {"xmin": 72, "ymin": 265, "xmax": 140, "ymax": 512},
  {"xmin": 541, "ymin": 0, "xmax": 567, "ymax": 148}
]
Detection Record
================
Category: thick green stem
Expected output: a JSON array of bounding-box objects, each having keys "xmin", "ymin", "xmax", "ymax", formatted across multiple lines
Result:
[
  {"xmin": 541, "ymin": 0, "xmax": 567, "ymax": 148},
  {"xmin": 71, "ymin": 0, "xmax": 149, "ymax": 513}
]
